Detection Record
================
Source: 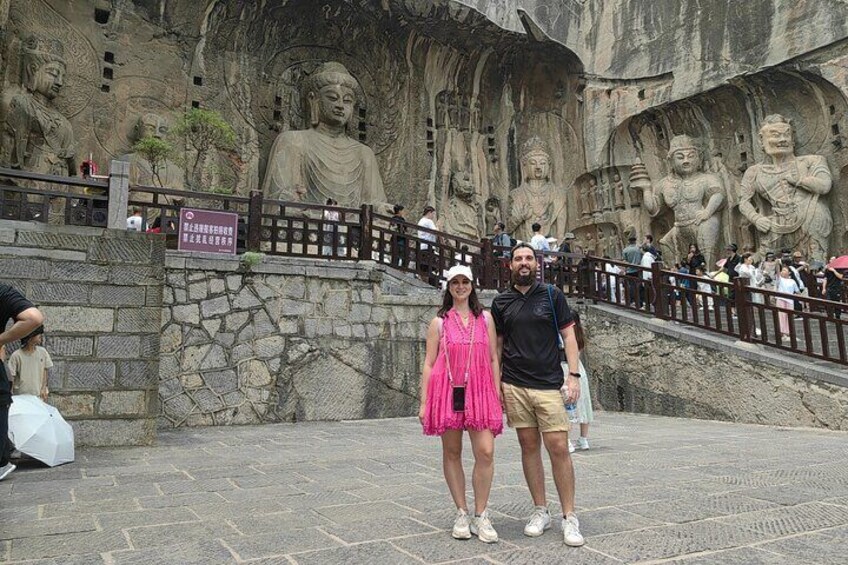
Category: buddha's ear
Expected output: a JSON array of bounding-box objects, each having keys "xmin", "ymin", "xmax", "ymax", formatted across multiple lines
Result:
[{"xmin": 307, "ymin": 91, "xmax": 319, "ymax": 127}]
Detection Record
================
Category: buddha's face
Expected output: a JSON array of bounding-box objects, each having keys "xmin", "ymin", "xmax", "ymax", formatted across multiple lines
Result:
[
  {"xmin": 30, "ymin": 60, "xmax": 65, "ymax": 99},
  {"xmin": 760, "ymin": 123, "xmax": 794, "ymax": 157},
  {"xmin": 317, "ymin": 84, "xmax": 355, "ymax": 127},
  {"xmin": 138, "ymin": 115, "xmax": 169, "ymax": 139},
  {"xmin": 671, "ymin": 148, "xmax": 700, "ymax": 177},
  {"xmin": 525, "ymin": 153, "xmax": 550, "ymax": 180}
]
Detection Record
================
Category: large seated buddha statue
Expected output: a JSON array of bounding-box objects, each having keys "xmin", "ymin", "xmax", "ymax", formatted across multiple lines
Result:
[{"xmin": 261, "ymin": 62, "xmax": 387, "ymax": 208}]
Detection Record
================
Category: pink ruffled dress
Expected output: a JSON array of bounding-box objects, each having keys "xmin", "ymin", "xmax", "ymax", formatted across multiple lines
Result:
[{"xmin": 422, "ymin": 309, "xmax": 503, "ymax": 436}]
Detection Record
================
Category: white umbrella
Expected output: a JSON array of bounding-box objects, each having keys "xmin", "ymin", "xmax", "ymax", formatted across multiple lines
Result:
[{"xmin": 8, "ymin": 395, "xmax": 75, "ymax": 467}]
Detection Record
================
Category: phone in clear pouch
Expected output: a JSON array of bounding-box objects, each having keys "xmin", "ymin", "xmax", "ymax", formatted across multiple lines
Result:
[{"xmin": 452, "ymin": 386, "xmax": 466, "ymax": 412}]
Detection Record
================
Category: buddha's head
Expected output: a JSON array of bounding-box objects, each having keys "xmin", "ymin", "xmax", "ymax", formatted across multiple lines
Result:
[
  {"xmin": 135, "ymin": 113, "xmax": 170, "ymax": 141},
  {"xmin": 667, "ymin": 135, "xmax": 702, "ymax": 177},
  {"xmin": 759, "ymin": 114, "xmax": 795, "ymax": 159},
  {"xmin": 306, "ymin": 62, "xmax": 360, "ymax": 129},
  {"xmin": 21, "ymin": 35, "xmax": 66, "ymax": 100},
  {"xmin": 521, "ymin": 136, "xmax": 551, "ymax": 182}
]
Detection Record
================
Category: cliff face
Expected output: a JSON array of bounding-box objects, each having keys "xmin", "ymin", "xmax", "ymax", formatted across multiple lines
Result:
[{"xmin": 2, "ymin": 0, "xmax": 847, "ymax": 258}]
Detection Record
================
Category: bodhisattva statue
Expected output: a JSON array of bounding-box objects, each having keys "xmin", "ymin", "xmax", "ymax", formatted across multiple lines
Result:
[
  {"xmin": 122, "ymin": 113, "xmax": 185, "ymax": 189},
  {"xmin": 510, "ymin": 136, "xmax": 566, "ymax": 241},
  {"xmin": 261, "ymin": 62, "xmax": 387, "ymax": 208},
  {"xmin": 443, "ymin": 169, "xmax": 481, "ymax": 241},
  {"xmin": 738, "ymin": 114, "xmax": 832, "ymax": 261},
  {"xmin": 2, "ymin": 35, "xmax": 76, "ymax": 176},
  {"xmin": 630, "ymin": 135, "xmax": 725, "ymax": 264}
]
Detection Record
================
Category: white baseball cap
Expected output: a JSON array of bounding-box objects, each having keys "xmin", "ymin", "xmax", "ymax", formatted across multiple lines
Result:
[{"xmin": 444, "ymin": 264, "xmax": 474, "ymax": 284}]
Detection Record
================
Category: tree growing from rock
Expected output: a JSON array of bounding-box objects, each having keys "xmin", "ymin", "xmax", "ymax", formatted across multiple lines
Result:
[{"xmin": 172, "ymin": 108, "xmax": 237, "ymax": 191}]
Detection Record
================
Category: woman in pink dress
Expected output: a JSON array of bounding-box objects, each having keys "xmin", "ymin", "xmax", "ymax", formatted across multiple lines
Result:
[{"xmin": 419, "ymin": 265, "xmax": 503, "ymax": 544}]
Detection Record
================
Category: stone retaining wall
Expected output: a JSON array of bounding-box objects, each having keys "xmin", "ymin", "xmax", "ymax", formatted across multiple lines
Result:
[
  {"xmin": 159, "ymin": 254, "xmax": 441, "ymax": 427},
  {"xmin": 582, "ymin": 305, "xmax": 848, "ymax": 430},
  {"xmin": 0, "ymin": 221, "xmax": 164, "ymax": 445}
]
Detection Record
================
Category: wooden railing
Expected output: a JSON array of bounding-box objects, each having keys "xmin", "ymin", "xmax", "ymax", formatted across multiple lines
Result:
[
  {"xmin": 2, "ymin": 168, "xmax": 845, "ymax": 365},
  {"xmin": 0, "ymin": 168, "xmax": 109, "ymax": 227}
]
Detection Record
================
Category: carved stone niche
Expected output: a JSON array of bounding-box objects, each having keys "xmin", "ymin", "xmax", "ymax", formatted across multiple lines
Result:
[
  {"xmin": 573, "ymin": 167, "xmax": 633, "ymax": 227},
  {"xmin": 606, "ymin": 68, "xmax": 848, "ymax": 260},
  {"xmin": 574, "ymin": 222, "xmax": 623, "ymax": 259}
]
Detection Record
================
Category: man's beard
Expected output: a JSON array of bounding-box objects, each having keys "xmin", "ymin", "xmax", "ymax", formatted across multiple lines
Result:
[{"xmin": 511, "ymin": 270, "xmax": 535, "ymax": 286}]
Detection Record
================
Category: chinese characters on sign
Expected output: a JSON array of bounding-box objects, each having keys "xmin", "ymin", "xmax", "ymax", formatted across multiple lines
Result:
[{"xmin": 177, "ymin": 208, "xmax": 239, "ymax": 255}]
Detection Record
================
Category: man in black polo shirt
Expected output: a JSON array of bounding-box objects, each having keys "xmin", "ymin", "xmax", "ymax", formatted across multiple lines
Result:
[
  {"xmin": 491, "ymin": 243, "xmax": 584, "ymax": 546},
  {"xmin": 0, "ymin": 284, "xmax": 44, "ymax": 481}
]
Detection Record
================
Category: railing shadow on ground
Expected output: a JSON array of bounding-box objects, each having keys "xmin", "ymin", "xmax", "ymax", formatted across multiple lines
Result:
[{"xmin": 1, "ymin": 166, "xmax": 846, "ymax": 366}]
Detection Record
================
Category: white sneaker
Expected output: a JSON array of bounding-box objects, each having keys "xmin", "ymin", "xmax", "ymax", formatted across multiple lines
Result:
[
  {"xmin": 568, "ymin": 440, "xmax": 575, "ymax": 453},
  {"xmin": 0, "ymin": 463, "xmax": 15, "ymax": 481},
  {"xmin": 452, "ymin": 508, "xmax": 472, "ymax": 539},
  {"xmin": 563, "ymin": 514, "xmax": 585, "ymax": 546},
  {"xmin": 523, "ymin": 505, "xmax": 551, "ymax": 537},
  {"xmin": 470, "ymin": 509, "xmax": 498, "ymax": 543},
  {"xmin": 577, "ymin": 437, "xmax": 590, "ymax": 450}
]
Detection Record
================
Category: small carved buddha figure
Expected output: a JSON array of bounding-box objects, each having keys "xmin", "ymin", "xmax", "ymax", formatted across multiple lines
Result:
[
  {"xmin": 261, "ymin": 62, "xmax": 387, "ymax": 208},
  {"xmin": 443, "ymin": 169, "xmax": 481, "ymax": 241},
  {"xmin": 2, "ymin": 35, "xmax": 76, "ymax": 176},
  {"xmin": 510, "ymin": 136, "xmax": 566, "ymax": 241},
  {"xmin": 738, "ymin": 114, "xmax": 832, "ymax": 261},
  {"xmin": 629, "ymin": 135, "xmax": 725, "ymax": 264},
  {"xmin": 122, "ymin": 113, "xmax": 185, "ymax": 189}
]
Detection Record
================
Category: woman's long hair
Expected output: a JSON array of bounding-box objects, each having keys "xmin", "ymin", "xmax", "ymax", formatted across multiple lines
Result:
[
  {"xmin": 572, "ymin": 311, "xmax": 585, "ymax": 352},
  {"xmin": 437, "ymin": 283, "xmax": 484, "ymax": 319}
]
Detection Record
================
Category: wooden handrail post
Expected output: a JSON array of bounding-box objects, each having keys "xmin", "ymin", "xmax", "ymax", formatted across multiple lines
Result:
[
  {"xmin": 359, "ymin": 204, "xmax": 373, "ymax": 260},
  {"xmin": 652, "ymin": 261, "xmax": 667, "ymax": 319},
  {"xmin": 480, "ymin": 238, "xmax": 494, "ymax": 290},
  {"xmin": 734, "ymin": 277, "xmax": 752, "ymax": 341},
  {"xmin": 585, "ymin": 256, "xmax": 597, "ymax": 303},
  {"xmin": 247, "ymin": 190, "xmax": 263, "ymax": 251}
]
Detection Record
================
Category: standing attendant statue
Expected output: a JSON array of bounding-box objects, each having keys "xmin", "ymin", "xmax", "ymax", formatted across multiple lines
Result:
[
  {"xmin": 2, "ymin": 35, "xmax": 76, "ymax": 176},
  {"xmin": 738, "ymin": 114, "xmax": 833, "ymax": 262},
  {"xmin": 510, "ymin": 136, "xmax": 566, "ymax": 242},
  {"xmin": 261, "ymin": 62, "xmax": 387, "ymax": 208},
  {"xmin": 629, "ymin": 135, "xmax": 725, "ymax": 265}
]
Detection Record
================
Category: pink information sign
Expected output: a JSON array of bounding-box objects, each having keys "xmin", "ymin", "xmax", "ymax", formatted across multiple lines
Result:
[{"xmin": 177, "ymin": 208, "xmax": 239, "ymax": 255}]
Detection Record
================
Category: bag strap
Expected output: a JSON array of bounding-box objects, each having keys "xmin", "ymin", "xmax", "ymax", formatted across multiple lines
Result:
[{"xmin": 546, "ymin": 284, "xmax": 565, "ymax": 357}]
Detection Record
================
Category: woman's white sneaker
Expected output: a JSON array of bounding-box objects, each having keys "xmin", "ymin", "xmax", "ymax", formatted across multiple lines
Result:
[
  {"xmin": 563, "ymin": 514, "xmax": 585, "ymax": 546},
  {"xmin": 577, "ymin": 437, "xmax": 590, "ymax": 450},
  {"xmin": 470, "ymin": 509, "xmax": 499, "ymax": 543},
  {"xmin": 523, "ymin": 505, "xmax": 551, "ymax": 537},
  {"xmin": 452, "ymin": 508, "xmax": 472, "ymax": 539}
]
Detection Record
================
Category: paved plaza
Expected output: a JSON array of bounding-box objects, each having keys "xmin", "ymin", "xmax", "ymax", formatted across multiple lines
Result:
[{"xmin": 2, "ymin": 412, "xmax": 848, "ymax": 564}]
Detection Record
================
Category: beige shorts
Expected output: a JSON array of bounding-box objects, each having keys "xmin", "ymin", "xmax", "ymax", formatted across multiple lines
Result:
[{"xmin": 502, "ymin": 382, "xmax": 569, "ymax": 433}]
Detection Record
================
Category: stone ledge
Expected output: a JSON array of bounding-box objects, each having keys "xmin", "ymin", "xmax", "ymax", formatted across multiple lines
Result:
[{"xmin": 585, "ymin": 304, "xmax": 848, "ymax": 388}]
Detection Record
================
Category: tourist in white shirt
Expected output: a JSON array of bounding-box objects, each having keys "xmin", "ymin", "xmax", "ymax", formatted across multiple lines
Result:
[
  {"xmin": 529, "ymin": 223, "xmax": 549, "ymax": 252},
  {"xmin": 776, "ymin": 266, "xmax": 800, "ymax": 339},
  {"xmin": 126, "ymin": 208, "xmax": 144, "ymax": 231},
  {"xmin": 417, "ymin": 206, "xmax": 438, "ymax": 282}
]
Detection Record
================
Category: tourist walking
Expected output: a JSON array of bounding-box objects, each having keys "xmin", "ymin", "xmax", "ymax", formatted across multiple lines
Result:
[
  {"xmin": 491, "ymin": 243, "xmax": 585, "ymax": 547},
  {"xmin": 417, "ymin": 206, "xmax": 438, "ymax": 284},
  {"xmin": 419, "ymin": 265, "xmax": 503, "ymax": 543},
  {"xmin": 622, "ymin": 235, "xmax": 643, "ymax": 307},
  {"xmin": 321, "ymin": 198, "xmax": 340, "ymax": 256},
  {"xmin": 8, "ymin": 326, "xmax": 52, "ymax": 400},
  {"xmin": 390, "ymin": 204, "xmax": 408, "ymax": 269},
  {"xmin": 568, "ymin": 312, "xmax": 593, "ymax": 452},
  {"xmin": 823, "ymin": 260, "xmax": 845, "ymax": 319},
  {"xmin": 776, "ymin": 266, "xmax": 800, "ymax": 339},
  {"xmin": 0, "ymin": 284, "xmax": 45, "ymax": 481}
]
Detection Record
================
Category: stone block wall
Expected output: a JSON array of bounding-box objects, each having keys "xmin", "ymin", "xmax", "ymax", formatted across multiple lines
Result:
[
  {"xmin": 0, "ymin": 221, "xmax": 164, "ymax": 445},
  {"xmin": 160, "ymin": 254, "xmax": 441, "ymax": 427},
  {"xmin": 581, "ymin": 305, "xmax": 848, "ymax": 430}
]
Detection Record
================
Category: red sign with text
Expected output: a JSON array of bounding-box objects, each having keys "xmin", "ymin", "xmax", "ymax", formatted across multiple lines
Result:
[{"xmin": 177, "ymin": 208, "xmax": 239, "ymax": 255}]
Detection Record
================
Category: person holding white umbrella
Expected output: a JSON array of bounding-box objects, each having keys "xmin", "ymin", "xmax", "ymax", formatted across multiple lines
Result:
[{"xmin": 0, "ymin": 284, "xmax": 44, "ymax": 481}]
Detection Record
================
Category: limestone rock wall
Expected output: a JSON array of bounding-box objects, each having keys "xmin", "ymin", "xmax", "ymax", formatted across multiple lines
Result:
[
  {"xmin": 159, "ymin": 255, "xmax": 438, "ymax": 427},
  {"xmin": 0, "ymin": 221, "xmax": 164, "ymax": 446},
  {"xmin": 582, "ymin": 306, "xmax": 848, "ymax": 430}
]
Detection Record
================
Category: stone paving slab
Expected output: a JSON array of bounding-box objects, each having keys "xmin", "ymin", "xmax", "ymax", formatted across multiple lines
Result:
[{"xmin": 2, "ymin": 411, "xmax": 848, "ymax": 564}]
